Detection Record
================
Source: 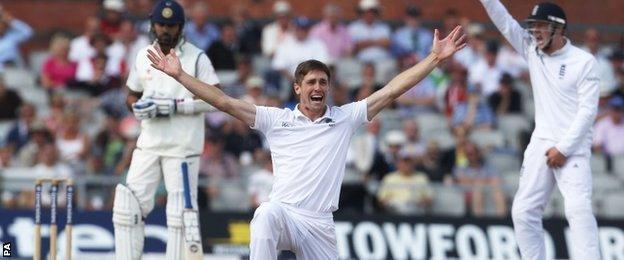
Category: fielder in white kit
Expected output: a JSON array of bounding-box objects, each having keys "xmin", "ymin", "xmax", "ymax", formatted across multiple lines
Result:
[
  {"xmin": 112, "ymin": 1, "xmax": 219, "ymax": 259},
  {"xmin": 146, "ymin": 25, "xmax": 466, "ymax": 258},
  {"xmin": 478, "ymin": 1, "xmax": 601, "ymax": 259}
]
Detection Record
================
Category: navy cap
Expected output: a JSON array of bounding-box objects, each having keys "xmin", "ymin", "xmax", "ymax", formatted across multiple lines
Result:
[
  {"xmin": 609, "ymin": 96, "xmax": 624, "ymax": 109},
  {"xmin": 525, "ymin": 2, "xmax": 566, "ymax": 27},
  {"xmin": 293, "ymin": 16, "xmax": 313, "ymax": 28},
  {"xmin": 150, "ymin": 0, "xmax": 185, "ymax": 25}
]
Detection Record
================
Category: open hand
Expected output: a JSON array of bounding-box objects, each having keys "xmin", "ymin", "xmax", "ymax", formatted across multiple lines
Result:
[
  {"xmin": 147, "ymin": 44, "xmax": 182, "ymax": 79},
  {"xmin": 545, "ymin": 147, "xmax": 567, "ymax": 168},
  {"xmin": 431, "ymin": 25, "xmax": 468, "ymax": 61}
]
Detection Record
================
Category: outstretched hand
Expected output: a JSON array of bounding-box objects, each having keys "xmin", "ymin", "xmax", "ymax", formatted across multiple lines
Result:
[
  {"xmin": 431, "ymin": 25, "xmax": 468, "ymax": 61},
  {"xmin": 147, "ymin": 44, "xmax": 182, "ymax": 79}
]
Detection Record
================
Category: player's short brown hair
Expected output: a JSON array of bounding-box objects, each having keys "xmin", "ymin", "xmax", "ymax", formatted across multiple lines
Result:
[{"xmin": 294, "ymin": 60, "xmax": 331, "ymax": 85}]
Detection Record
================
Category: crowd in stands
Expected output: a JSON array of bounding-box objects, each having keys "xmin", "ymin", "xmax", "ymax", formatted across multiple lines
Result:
[{"xmin": 1, "ymin": 0, "xmax": 624, "ymax": 218}]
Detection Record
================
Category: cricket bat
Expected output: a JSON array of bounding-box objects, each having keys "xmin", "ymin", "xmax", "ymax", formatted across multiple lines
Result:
[{"xmin": 181, "ymin": 162, "xmax": 204, "ymax": 259}]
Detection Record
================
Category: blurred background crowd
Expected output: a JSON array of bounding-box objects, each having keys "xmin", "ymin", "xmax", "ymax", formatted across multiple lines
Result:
[{"xmin": 1, "ymin": 0, "xmax": 624, "ymax": 219}]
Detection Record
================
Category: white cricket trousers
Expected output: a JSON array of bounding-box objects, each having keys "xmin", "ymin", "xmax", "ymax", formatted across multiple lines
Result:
[
  {"xmin": 249, "ymin": 202, "xmax": 338, "ymax": 259},
  {"xmin": 512, "ymin": 137, "xmax": 600, "ymax": 260}
]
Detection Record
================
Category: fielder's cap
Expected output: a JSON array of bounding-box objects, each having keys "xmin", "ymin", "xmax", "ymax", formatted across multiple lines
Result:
[
  {"xmin": 609, "ymin": 96, "xmax": 624, "ymax": 109},
  {"xmin": 245, "ymin": 76, "xmax": 265, "ymax": 89},
  {"xmin": 293, "ymin": 16, "xmax": 313, "ymax": 28},
  {"xmin": 103, "ymin": 0, "xmax": 125, "ymax": 12},
  {"xmin": 406, "ymin": 5, "xmax": 422, "ymax": 17},
  {"xmin": 385, "ymin": 130, "xmax": 406, "ymax": 146},
  {"xmin": 151, "ymin": 0, "xmax": 185, "ymax": 25},
  {"xmin": 273, "ymin": 0, "xmax": 292, "ymax": 15},
  {"xmin": 525, "ymin": 2, "xmax": 567, "ymax": 26},
  {"xmin": 359, "ymin": 0, "xmax": 380, "ymax": 11}
]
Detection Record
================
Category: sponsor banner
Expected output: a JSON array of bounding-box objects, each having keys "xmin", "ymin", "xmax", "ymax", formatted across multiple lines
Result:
[{"xmin": 1, "ymin": 209, "xmax": 623, "ymax": 259}]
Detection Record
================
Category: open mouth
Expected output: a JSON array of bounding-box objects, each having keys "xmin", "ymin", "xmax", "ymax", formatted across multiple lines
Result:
[{"xmin": 310, "ymin": 94, "xmax": 324, "ymax": 104}]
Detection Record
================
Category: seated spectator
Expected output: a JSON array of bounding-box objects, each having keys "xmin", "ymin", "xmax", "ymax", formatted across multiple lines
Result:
[
  {"xmin": 488, "ymin": 73, "xmax": 522, "ymax": 115},
  {"xmin": 347, "ymin": 118, "xmax": 389, "ymax": 181},
  {"xmin": 309, "ymin": 4, "xmax": 352, "ymax": 59},
  {"xmin": 41, "ymin": 34, "xmax": 77, "ymax": 90},
  {"xmin": 453, "ymin": 143, "xmax": 507, "ymax": 216},
  {"xmin": 185, "ymin": 1, "xmax": 219, "ymax": 51},
  {"xmin": 383, "ymin": 130, "xmax": 407, "ymax": 172},
  {"xmin": 222, "ymin": 56, "xmax": 252, "ymax": 98},
  {"xmin": 440, "ymin": 126, "xmax": 470, "ymax": 184},
  {"xmin": 351, "ymin": 62, "xmax": 383, "ymax": 101},
  {"xmin": 33, "ymin": 143, "xmax": 73, "ymax": 179},
  {"xmin": 0, "ymin": 145, "xmax": 14, "ymax": 167},
  {"xmin": 107, "ymin": 19, "xmax": 150, "ymax": 77},
  {"xmin": 5, "ymin": 103, "xmax": 36, "ymax": 151},
  {"xmin": 207, "ymin": 22, "xmax": 239, "ymax": 70},
  {"xmin": 55, "ymin": 111, "xmax": 90, "ymax": 165},
  {"xmin": 272, "ymin": 16, "xmax": 330, "ymax": 77},
  {"xmin": 0, "ymin": 77, "xmax": 22, "ymax": 120},
  {"xmin": 16, "ymin": 121, "xmax": 52, "ymax": 167},
  {"xmin": 331, "ymin": 83, "xmax": 349, "ymax": 107},
  {"xmin": 248, "ymin": 150, "xmax": 274, "ymax": 209},
  {"xmin": 593, "ymin": 97, "xmax": 624, "ymax": 162},
  {"xmin": 396, "ymin": 55, "xmax": 438, "ymax": 116},
  {"xmin": 75, "ymin": 33, "xmax": 125, "ymax": 81},
  {"xmin": 452, "ymin": 83, "xmax": 495, "ymax": 131},
  {"xmin": 348, "ymin": 0, "xmax": 391, "ymax": 62},
  {"xmin": 468, "ymin": 40, "xmax": 507, "ymax": 97},
  {"xmin": 222, "ymin": 118, "xmax": 263, "ymax": 159},
  {"xmin": 230, "ymin": 4, "xmax": 262, "ymax": 55},
  {"xmin": 377, "ymin": 150, "xmax": 432, "ymax": 215},
  {"xmin": 0, "ymin": 6, "xmax": 33, "ymax": 69},
  {"xmin": 612, "ymin": 66, "xmax": 624, "ymax": 100},
  {"xmin": 261, "ymin": 0, "xmax": 293, "ymax": 57},
  {"xmin": 100, "ymin": 0, "xmax": 126, "ymax": 38},
  {"xmin": 416, "ymin": 140, "xmax": 445, "ymax": 182},
  {"xmin": 241, "ymin": 76, "xmax": 269, "ymax": 106},
  {"xmin": 69, "ymin": 53, "xmax": 121, "ymax": 96},
  {"xmin": 391, "ymin": 5, "xmax": 432, "ymax": 59},
  {"xmin": 93, "ymin": 115, "xmax": 124, "ymax": 172},
  {"xmin": 453, "ymin": 23, "xmax": 486, "ymax": 69},
  {"xmin": 581, "ymin": 28, "xmax": 617, "ymax": 95},
  {"xmin": 444, "ymin": 63, "xmax": 469, "ymax": 118},
  {"xmin": 69, "ymin": 16, "xmax": 101, "ymax": 62},
  {"xmin": 43, "ymin": 94, "xmax": 66, "ymax": 134},
  {"xmin": 199, "ymin": 136, "xmax": 240, "ymax": 204},
  {"xmin": 401, "ymin": 119, "xmax": 427, "ymax": 159}
]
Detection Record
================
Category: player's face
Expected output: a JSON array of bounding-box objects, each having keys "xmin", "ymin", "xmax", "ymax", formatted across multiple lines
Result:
[
  {"xmin": 153, "ymin": 22, "xmax": 182, "ymax": 50},
  {"xmin": 527, "ymin": 21, "xmax": 554, "ymax": 50},
  {"xmin": 294, "ymin": 70, "xmax": 330, "ymax": 114}
]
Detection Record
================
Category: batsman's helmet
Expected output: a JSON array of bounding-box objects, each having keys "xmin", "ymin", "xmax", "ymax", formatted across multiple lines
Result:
[
  {"xmin": 150, "ymin": 0, "xmax": 185, "ymax": 26},
  {"xmin": 524, "ymin": 2, "xmax": 566, "ymax": 29}
]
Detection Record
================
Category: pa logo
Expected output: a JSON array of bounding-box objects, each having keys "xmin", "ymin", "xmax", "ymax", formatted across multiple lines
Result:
[{"xmin": 2, "ymin": 242, "xmax": 11, "ymax": 257}]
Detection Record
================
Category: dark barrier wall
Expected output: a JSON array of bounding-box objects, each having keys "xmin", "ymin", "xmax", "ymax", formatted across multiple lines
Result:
[{"xmin": 1, "ymin": 209, "xmax": 623, "ymax": 259}]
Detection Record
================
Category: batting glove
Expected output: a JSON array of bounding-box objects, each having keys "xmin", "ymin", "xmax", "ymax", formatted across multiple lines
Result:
[
  {"xmin": 132, "ymin": 99, "xmax": 157, "ymax": 120},
  {"xmin": 151, "ymin": 98, "xmax": 176, "ymax": 117}
]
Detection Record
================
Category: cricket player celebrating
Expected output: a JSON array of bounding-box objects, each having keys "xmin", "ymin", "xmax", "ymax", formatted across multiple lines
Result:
[
  {"xmin": 112, "ymin": 0, "xmax": 219, "ymax": 259},
  {"xmin": 146, "ymin": 24, "xmax": 466, "ymax": 258},
  {"xmin": 478, "ymin": 1, "xmax": 601, "ymax": 259}
]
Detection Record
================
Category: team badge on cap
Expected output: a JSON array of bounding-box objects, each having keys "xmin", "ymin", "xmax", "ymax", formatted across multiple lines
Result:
[{"xmin": 162, "ymin": 7, "xmax": 173, "ymax": 18}]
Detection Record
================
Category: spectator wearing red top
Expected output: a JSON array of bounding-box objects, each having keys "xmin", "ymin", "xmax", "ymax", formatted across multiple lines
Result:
[{"xmin": 41, "ymin": 34, "xmax": 77, "ymax": 90}]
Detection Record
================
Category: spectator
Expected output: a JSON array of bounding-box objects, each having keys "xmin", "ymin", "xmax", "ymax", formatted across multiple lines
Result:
[
  {"xmin": 453, "ymin": 143, "xmax": 507, "ymax": 216},
  {"xmin": 5, "ymin": 103, "xmax": 36, "ymax": 151},
  {"xmin": 0, "ymin": 6, "xmax": 33, "ymax": 69},
  {"xmin": 222, "ymin": 56, "xmax": 252, "ymax": 98},
  {"xmin": 581, "ymin": 28, "xmax": 617, "ymax": 94},
  {"xmin": 453, "ymin": 23, "xmax": 486, "ymax": 69},
  {"xmin": 261, "ymin": 0, "xmax": 293, "ymax": 57},
  {"xmin": 468, "ymin": 40, "xmax": 507, "ymax": 97},
  {"xmin": 593, "ymin": 97, "xmax": 624, "ymax": 160},
  {"xmin": 331, "ymin": 83, "xmax": 349, "ymax": 107},
  {"xmin": 309, "ymin": 4, "xmax": 353, "ymax": 59},
  {"xmin": 16, "ymin": 122, "xmax": 51, "ymax": 167},
  {"xmin": 248, "ymin": 150, "xmax": 274, "ymax": 208},
  {"xmin": 69, "ymin": 16, "xmax": 101, "ymax": 62},
  {"xmin": 184, "ymin": 2, "xmax": 219, "ymax": 50},
  {"xmin": 440, "ymin": 126, "xmax": 470, "ymax": 184},
  {"xmin": 55, "ymin": 111, "xmax": 90, "ymax": 165},
  {"xmin": 199, "ymin": 136, "xmax": 240, "ymax": 203},
  {"xmin": 377, "ymin": 150, "xmax": 432, "ymax": 214},
  {"xmin": 0, "ymin": 77, "xmax": 22, "ymax": 120},
  {"xmin": 0, "ymin": 145, "xmax": 12, "ymax": 167},
  {"xmin": 444, "ymin": 63, "xmax": 469, "ymax": 118},
  {"xmin": 241, "ymin": 76, "xmax": 269, "ymax": 106},
  {"xmin": 231, "ymin": 4, "xmax": 262, "ymax": 55},
  {"xmin": 100, "ymin": 0, "xmax": 126, "ymax": 38},
  {"xmin": 43, "ymin": 94, "xmax": 66, "ymax": 134},
  {"xmin": 272, "ymin": 16, "xmax": 330, "ymax": 77},
  {"xmin": 396, "ymin": 55, "xmax": 438, "ymax": 116},
  {"xmin": 69, "ymin": 53, "xmax": 121, "ymax": 96},
  {"xmin": 93, "ymin": 115, "xmax": 125, "ymax": 172},
  {"xmin": 351, "ymin": 62, "xmax": 383, "ymax": 101},
  {"xmin": 348, "ymin": 0, "xmax": 392, "ymax": 62},
  {"xmin": 107, "ymin": 19, "xmax": 150, "ymax": 77},
  {"xmin": 383, "ymin": 130, "xmax": 407, "ymax": 172},
  {"xmin": 222, "ymin": 118, "xmax": 263, "ymax": 159},
  {"xmin": 41, "ymin": 34, "xmax": 77, "ymax": 90},
  {"xmin": 401, "ymin": 119, "xmax": 427, "ymax": 159},
  {"xmin": 33, "ymin": 143, "xmax": 73, "ymax": 179},
  {"xmin": 391, "ymin": 5, "xmax": 433, "ymax": 59},
  {"xmin": 416, "ymin": 140, "xmax": 445, "ymax": 182},
  {"xmin": 452, "ymin": 82, "xmax": 495, "ymax": 131},
  {"xmin": 488, "ymin": 73, "xmax": 522, "ymax": 115},
  {"xmin": 207, "ymin": 22, "xmax": 239, "ymax": 70},
  {"xmin": 347, "ymin": 118, "xmax": 389, "ymax": 180},
  {"xmin": 75, "ymin": 33, "xmax": 116, "ymax": 82},
  {"xmin": 441, "ymin": 8, "xmax": 460, "ymax": 36},
  {"xmin": 612, "ymin": 66, "xmax": 624, "ymax": 100}
]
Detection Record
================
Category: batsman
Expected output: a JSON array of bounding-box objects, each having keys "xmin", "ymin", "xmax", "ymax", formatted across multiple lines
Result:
[{"xmin": 112, "ymin": 0, "xmax": 219, "ymax": 259}]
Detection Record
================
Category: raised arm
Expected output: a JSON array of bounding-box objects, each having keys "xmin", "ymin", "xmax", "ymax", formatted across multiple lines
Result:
[
  {"xmin": 147, "ymin": 46, "xmax": 256, "ymax": 126},
  {"xmin": 366, "ymin": 26, "xmax": 466, "ymax": 120},
  {"xmin": 479, "ymin": 0, "xmax": 530, "ymax": 57}
]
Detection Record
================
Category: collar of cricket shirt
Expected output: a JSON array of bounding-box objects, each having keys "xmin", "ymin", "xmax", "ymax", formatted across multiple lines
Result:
[{"xmin": 293, "ymin": 104, "xmax": 334, "ymax": 124}]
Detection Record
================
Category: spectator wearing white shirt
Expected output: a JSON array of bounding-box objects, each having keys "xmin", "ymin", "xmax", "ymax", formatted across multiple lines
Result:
[
  {"xmin": 347, "ymin": 0, "xmax": 392, "ymax": 62},
  {"xmin": 248, "ymin": 150, "xmax": 274, "ymax": 209},
  {"xmin": 593, "ymin": 96, "xmax": 624, "ymax": 158},
  {"xmin": 391, "ymin": 5, "xmax": 433, "ymax": 59},
  {"xmin": 468, "ymin": 40, "xmax": 507, "ymax": 97},
  {"xmin": 261, "ymin": 0, "xmax": 294, "ymax": 57},
  {"xmin": 0, "ymin": 7, "xmax": 33, "ymax": 69},
  {"xmin": 453, "ymin": 23, "xmax": 486, "ymax": 69},
  {"xmin": 581, "ymin": 28, "xmax": 617, "ymax": 95},
  {"xmin": 69, "ymin": 16, "xmax": 102, "ymax": 62}
]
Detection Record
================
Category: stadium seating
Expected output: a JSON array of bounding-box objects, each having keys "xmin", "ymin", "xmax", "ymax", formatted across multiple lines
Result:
[
  {"xmin": 486, "ymin": 152, "xmax": 521, "ymax": 173},
  {"xmin": 3, "ymin": 68, "xmax": 37, "ymax": 89},
  {"xmin": 613, "ymin": 155, "xmax": 624, "ymax": 180},
  {"xmin": 590, "ymin": 154, "xmax": 608, "ymax": 175},
  {"xmin": 497, "ymin": 114, "xmax": 531, "ymax": 151},
  {"xmin": 430, "ymin": 185, "xmax": 466, "ymax": 216},
  {"xmin": 599, "ymin": 192, "xmax": 624, "ymax": 218},
  {"xmin": 334, "ymin": 58, "xmax": 363, "ymax": 89}
]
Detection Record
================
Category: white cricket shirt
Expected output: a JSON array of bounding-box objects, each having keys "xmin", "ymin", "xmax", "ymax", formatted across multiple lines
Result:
[
  {"xmin": 127, "ymin": 40, "xmax": 219, "ymax": 157},
  {"xmin": 481, "ymin": 0, "xmax": 600, "ymax": 156},
  {"xmin": 252, "ymin": 100, "xmax": 369, "ymax": 213}
]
